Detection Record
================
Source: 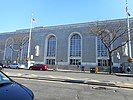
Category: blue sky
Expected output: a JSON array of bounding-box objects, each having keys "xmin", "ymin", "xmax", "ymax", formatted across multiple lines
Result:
[{"xmin": 0, "ymin": 0, "xmax": 133, "ymax": 33}]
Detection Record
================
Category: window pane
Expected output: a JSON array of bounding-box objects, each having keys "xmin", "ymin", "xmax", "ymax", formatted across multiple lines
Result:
[
  {"xmin": 47, "ymin": 36, "xmax": 56, "ymax": 57},
  {"xmin": 46, "ymin": 59, "xmax": 55, "ymax": 65},
  {"xmin": 97, "ymin": 38, "xmax": 108, "ymax": 57}
]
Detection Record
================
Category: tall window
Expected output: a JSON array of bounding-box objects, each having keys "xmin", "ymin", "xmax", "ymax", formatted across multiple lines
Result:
[
  {"xmin": 69, "ymin": 34, "xmax": 81, "ymax": 65},
  {"xmin": 97, "ymin": 38, "xmax": 108, "ymax": 57},
  {"xmin": 21, "ymin": 37, "xmax": 29, "ymax": 63},
  {"xmin": 47, "ymin": 36, "xmax": 56, "ymax": 57},
  {"xmin": 46, "ymin": 35, "xmax": 56, "ymax": 65},
  {"xmin": 21, "ymin": 44, "xmax": 28, "ymax": 62},
  {"xmin": 5, "ymin": 38, "xmax": 14, "ymax": 63},
  {"xmin": 70, "ymin": 34, "xmax": 81, "ymax": 57}
]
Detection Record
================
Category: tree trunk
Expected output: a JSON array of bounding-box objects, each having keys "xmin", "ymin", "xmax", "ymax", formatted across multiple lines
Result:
[
  {"xmin": 17, "ymin": 50, "xmax": 21, "ymax": 63},
  {"xmin": 109, "ymin": 52, "xmax": 112, "ymax": 74}
]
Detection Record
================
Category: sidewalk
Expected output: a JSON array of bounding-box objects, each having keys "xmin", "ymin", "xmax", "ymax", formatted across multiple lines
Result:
[{"xmin": 49, "ymin": 68, "xmax": 133, "ymax": 77}]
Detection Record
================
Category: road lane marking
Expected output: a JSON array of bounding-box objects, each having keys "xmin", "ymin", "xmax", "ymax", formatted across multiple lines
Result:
[
  {"xmin": 18, "ymin": 73, "xmax": 22, "ymax": 76},
  {"xmin": 31, "ymin": 74, "xmax": 38, "ymax": 77}
]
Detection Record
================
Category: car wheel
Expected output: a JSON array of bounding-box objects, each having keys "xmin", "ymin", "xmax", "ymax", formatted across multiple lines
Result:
[
  {"xmin": 16, "ymin": 66, "xmax": 19, "ymax": 69},
  {"xmin": 0, "ymin": 67, "xmax": 2, "ymax": 70},
  {"xmin": 29, "ymin": 67, "xmax": 32, "ymax": 70},
  {"xmin": 40, "ymin": 68, "xmax": 43, "ymax": 71}
]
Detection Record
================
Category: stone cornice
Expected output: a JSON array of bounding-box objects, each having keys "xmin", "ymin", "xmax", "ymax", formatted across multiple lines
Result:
[{"xmin": 0, "ymin": 17, "xmax": 133, "ymax": 34}]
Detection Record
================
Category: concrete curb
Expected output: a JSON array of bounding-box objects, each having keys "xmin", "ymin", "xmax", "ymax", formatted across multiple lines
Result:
[
  {"xmin": 48, "ymin": 69, "xmax": 111, "ymax": 75},
  {"xmin": 115, "ymin": 73, "xmax": 133, "ymax": 77},
  {"xmin": 49, "ymin": 69, "xmax": 133, "ymax": 77}
]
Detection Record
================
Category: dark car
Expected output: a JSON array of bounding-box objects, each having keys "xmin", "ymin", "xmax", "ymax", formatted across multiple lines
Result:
[
  {"xmin": 29, "ymin": 64, "xmax": 49, "ymax": 71},
  {"xmin": 0, "ymin": 63, "xmax": 7, "ymax": 68},
  {"xmin": 0, "ymin": 63, "xmax": 3, "ymax": 70},
  {"xmin": 0, "ymin": 71, "xmax": 34, "ymax": 100},
  {"xmin": 0, "ymin": 63, "xmax": 3, "ymax": 67}
]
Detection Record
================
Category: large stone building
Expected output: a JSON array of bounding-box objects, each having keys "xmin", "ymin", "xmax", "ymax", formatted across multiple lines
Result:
[{"xmin": 0, "ymin": 18, "xmax": 133, "ymax": 72}]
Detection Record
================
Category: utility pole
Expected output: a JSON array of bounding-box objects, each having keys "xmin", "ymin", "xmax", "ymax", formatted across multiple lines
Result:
[{"xmin": 27, "ymin": 14, "xmax": 36, "ymax": 68}]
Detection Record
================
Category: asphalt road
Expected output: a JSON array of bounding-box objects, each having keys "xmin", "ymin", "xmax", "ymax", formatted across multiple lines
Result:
[
  {"xmin": 3, "ymin": 68, "xmax": 133, "ymax": 100},
  {"xmin": 3, "ymin": 68, "xmax": 133, "ymax": 84},
  {"xmin": 13, "ymin": 77, "xmax": 133, "ymax": 100}
]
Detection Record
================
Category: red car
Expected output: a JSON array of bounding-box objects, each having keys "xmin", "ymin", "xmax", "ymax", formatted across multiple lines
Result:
[{"xmin": 29, "ymin": 64, "xmax": 48, "ymax": 71}]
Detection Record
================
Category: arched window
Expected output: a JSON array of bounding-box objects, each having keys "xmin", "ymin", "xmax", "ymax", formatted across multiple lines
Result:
[
  {"xmin": 97, "ymin": 38, "xmax": 109, "ymax": 68},
  {"xmin": 22, "ymin": 44, "xmax": 28, "ymax": 60},
  {"xmin": 70, "ymin": 34, "xmax": 81, "ymax": 57},
  {"xmin": 47, "ymin": 36, "xmax": 56, "ymax": 57},
  {"xmin": 46, "ymin": 35, "xmax": 56, "ymax": 65},
  {"xmin": 4, "ymin": 38, "xmax": 14, "ymax": 63},
  {"xmin": 69, "ymin": 33, "xmax": 81, "ymax": 65},
  {"xmin": 21, "ymin": 36, "xmax": 29, "ymax": 63}
]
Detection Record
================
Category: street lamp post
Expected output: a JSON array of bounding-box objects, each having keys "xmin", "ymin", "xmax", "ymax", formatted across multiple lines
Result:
[
  {"xmin": 126, "ymin": 0, "xmax": 133, "ymax": 62},
  {"xmin": 127, "ymin": 11, "xmax": 132, "ymax": 59}
]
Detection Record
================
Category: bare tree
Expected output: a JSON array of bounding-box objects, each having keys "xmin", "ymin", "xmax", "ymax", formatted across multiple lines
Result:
[
  {"xmin": 9, "ymin": 34, "xmax": 28, "ymax": 63},
  {"xmin": 0, "ymin": 45, "xmax": 4, "ymax": 54},
  {"xmin": 91, "ymin": 21, "xmax": 133, "ymax": 74},
  {"xmin": 0, "ymin": 46, "xmax": 4, "ymax": 54},
  {"xmin": 0, "ymin": 41, "xmax": 5, "ymax": 55}
]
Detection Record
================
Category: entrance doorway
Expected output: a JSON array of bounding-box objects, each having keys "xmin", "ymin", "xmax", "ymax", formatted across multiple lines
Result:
[{"xmin": 98, "ymin": 59, "xmax": 109, "ymax": 71}]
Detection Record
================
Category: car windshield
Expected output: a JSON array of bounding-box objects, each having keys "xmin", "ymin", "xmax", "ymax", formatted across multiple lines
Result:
[
  {"xmin": 35, "ymin": 64, "xmax": 41, "ymax": 66},
  {"xmin": 0, "ymin": 71, "xmax": 12, "ymax": 84}
]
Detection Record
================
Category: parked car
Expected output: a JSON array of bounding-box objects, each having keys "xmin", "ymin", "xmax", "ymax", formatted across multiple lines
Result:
[
  {"xmin": 0, "ymin": 70, "xmax": 34, "ymax": 100},
  {"xmin": 0, "ymin": 63, "xmax": 8, "ymax": 68},
  {"xmin": 112, "ymin": 66, "xmax": 122, "ymax": 73},
  {"xmin": 29, "ymin": 64, "xmax": 48, "ymax": 71},
  {"xmin": 0, "ymin": 63, "xmax": 3, "ymax": 70},
  {"xmin": 0, "ymin": 63, "xmax": 3, "ymax": 67},
  {"xmin": 120, "ymin": 62, "xmax": 133, "ymax": 73},
  {"xmin": 0, "ymin": 66, "xmax": 2, "ymax": 70},
  {"xmin": 8, "ymin": 63, "xmax": 26, "ymax": 69}
]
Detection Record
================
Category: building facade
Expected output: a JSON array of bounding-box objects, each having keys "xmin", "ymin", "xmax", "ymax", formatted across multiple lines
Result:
[{"xmin": 0, "ymin": 18, "xmax": 133, "ymax": 72}]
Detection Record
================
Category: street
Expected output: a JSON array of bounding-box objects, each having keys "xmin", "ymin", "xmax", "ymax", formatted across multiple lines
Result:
[
  {"xmin": 3, "ymin": 68, "xmax": 133, "ymax": 84},
  {"xmin": 13, "ymin": 77, "xmax": 133, "ymax": 100},
  {"xmin": 3, "ymin": 69, "xmax": 133, "ymax": 100}
]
